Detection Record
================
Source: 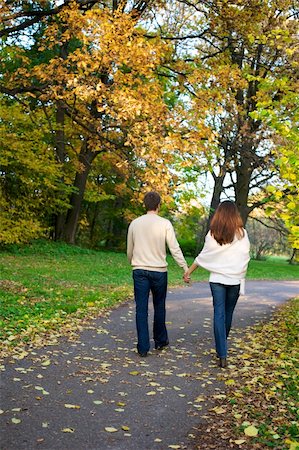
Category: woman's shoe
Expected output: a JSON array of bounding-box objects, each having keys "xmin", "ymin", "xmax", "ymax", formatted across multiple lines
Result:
[{"xmin": 219, "ymin": 357, "xmax": 227, "ymax": 368}]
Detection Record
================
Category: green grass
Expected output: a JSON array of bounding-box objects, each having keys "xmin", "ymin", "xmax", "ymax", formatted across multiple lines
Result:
[
  {"xmin": 246, "ymin": 257, "xmax": 299, "ymax": 280},
  {"xmin": 0, "ymin": 240, "xmax": 298, "ymax": 353}
]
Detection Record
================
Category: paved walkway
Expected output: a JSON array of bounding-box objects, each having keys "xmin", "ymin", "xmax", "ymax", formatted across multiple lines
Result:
[{"xmin": 0, "ymin": 280, "xmax": 298, "ymax": 450}]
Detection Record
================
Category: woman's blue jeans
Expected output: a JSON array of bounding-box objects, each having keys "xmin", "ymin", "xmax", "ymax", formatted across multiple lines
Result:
[
  {"xmin": 209, "ymin": 282, "xmax": 240, "ymax": 358},
  {"xmin": 133, "ymin": 269, "xmax": 168, "ymax": 354}
]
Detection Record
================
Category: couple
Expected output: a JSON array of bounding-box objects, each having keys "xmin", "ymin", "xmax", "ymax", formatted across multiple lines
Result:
[{"xmin": 127, "ymin": 192, "xmax": 250, "ymax": 368}]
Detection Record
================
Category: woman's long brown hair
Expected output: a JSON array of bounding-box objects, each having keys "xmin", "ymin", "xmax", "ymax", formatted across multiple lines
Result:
[{"xmin": 210, "ymin": 201, "xmax": 244, "ymax": 245}]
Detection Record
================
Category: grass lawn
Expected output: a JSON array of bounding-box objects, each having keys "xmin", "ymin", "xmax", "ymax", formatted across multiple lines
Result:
[{"xmin": 0, "ymin": 240, "xmax": 298, "ymax": 353}]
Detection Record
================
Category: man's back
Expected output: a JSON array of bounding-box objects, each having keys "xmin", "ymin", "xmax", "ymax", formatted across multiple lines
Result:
[{"xmin": 127, "ymin": 213, "xmax": 187, "ymax": 272}]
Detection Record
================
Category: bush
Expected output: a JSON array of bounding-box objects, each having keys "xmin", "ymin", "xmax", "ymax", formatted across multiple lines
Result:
[{"xmin": 178, "ymin": 239, "xmax": 198, "ymax": 257}]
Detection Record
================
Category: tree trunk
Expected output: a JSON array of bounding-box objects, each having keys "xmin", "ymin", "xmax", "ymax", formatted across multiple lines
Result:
[
  {"xmin": 206, "ymin": 169, "xmax": 226, "ymax": 232},
  {"xmin": 289, "ymin": 248, "xmax": 297, "ymax": 265},
  {"xmin": 234, "ymin": 153, "xmax": 252, "ymax": 225},
  {"xmin": 52, "ymin": 101, "xmax": 67, "ymax": 240},
  {"xmin": 63, "ymin": 141, "xmax": 98, "ymax": 244}
]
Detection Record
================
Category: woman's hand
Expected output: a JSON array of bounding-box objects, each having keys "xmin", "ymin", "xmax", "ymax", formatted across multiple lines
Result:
[{"xmin": 183, "ymin": 262, "xmax": 199, "ymax": 283}]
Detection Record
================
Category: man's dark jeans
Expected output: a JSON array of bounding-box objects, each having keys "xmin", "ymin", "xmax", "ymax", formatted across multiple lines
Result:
[
  {"xmin": 133, "ymin": 269, "xmax": 168, "ymax": 354},
  {"xmin": 209, "ymin": 282, "xmax": 240, "ymax": 358}
]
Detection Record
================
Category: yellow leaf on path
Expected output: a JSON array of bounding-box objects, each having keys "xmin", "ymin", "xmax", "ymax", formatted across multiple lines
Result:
[
  {"xmin": 105, "ymin": 427, "xmax": 118, "ymax": 433},
  {"xmin": 244, "ymin": 425, "xmax": 259, "ymax": 436},
  {"xmin": 154, "ymin": 438, "xmax": 162, "ymax": 442},
  {"xmin": 64, "ymin": 404, "xmax": 80, "ymax": 409},
  {"xmin": 129, "ymin": 371, "xmax": 139, "ymax": 376},
  {"xmin": 121, "ymin": 426, "xmax": 130, "ymax": 431},
  {"xmin": 234, "ymin": 440, "xmax": 246, "ymax": 445},
  {"xmin": 146, "ymin": 391, "xmax": 156, "ymax": 395},
  {"xmin": 62, "ymin": 428, "xmax": 75, "ymax": 433},
  {"xmin": 168, "ymin": 446, "xmax": 181, "ymax": 449},
  {"xmin": 41, "ymin": 360, "xmax": 51, "ymax": 366},
  {"xmin": 93, "ymin": 400, "xmax": 103, "ymax": 405},
  {"xmin": 194, "ymin": 396, "xmax": 205, "ymax": 402},
  {"xmin": 225, "ymin": 379, "xmax": 235, "ymax": 385},
  {"xmin": 11, "ymin": 418, "xmax": 21, "ymax": 424}
]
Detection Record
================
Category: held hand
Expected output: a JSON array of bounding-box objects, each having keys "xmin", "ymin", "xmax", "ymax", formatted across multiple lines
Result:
[{"xmin": 183, "ymin": 272, "xmax": 191, "ymax": 283}]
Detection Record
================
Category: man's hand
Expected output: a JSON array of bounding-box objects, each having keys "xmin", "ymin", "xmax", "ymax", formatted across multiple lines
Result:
[{"xmin": 183, "ymin": 272, "xmax": 191, "ymax": 283}]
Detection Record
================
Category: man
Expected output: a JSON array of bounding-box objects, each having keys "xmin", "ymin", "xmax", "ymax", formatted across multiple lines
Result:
[{"xmin": 127, "ymin": 191, "xmax": 188, "ymax": 357}]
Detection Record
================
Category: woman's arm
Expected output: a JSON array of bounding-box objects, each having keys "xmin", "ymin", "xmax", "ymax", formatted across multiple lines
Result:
[{"xmin": 183, "ymin": 262, "xmax": 199, "ymax": 283}]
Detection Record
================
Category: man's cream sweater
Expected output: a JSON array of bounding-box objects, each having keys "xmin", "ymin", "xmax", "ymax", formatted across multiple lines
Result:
[{"xmin": 127, "ymin": 213, "xmax": 188, "ymax": 272}]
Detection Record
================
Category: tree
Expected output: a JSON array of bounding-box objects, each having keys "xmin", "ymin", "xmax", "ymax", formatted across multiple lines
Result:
[
  {"xmin": 1, "ymin": 1, "xmax": 184, "ymax": 244},
  {"xmin": 252, "ymin": 71, "xmax": 299, "ymax": 257},
  {"xmin": 151, "ymin": 0, "xmax": 298, "ymax": 225}
]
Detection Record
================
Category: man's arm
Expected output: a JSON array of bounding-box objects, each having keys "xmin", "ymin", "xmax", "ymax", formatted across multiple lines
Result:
[
  {"xmin": 127, "ymin": 224, "xmax": 134, "ymax": 263},
  {"xmin": 166, "ymin": 222, "xmax": 188, "ymax": 272}
]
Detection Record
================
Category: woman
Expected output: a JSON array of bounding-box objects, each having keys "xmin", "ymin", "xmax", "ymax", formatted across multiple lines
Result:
[{"xmin": 184, "ymin": 201, "xmax": 250, "ymax": 368}]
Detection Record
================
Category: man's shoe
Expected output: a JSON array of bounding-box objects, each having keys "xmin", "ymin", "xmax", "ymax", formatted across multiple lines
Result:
[
  {"xmin": 138, "ymin": 351, "xmax": 147, "ymax": 357},
  {"xmin": 218, "ymin": 357, "xmax": 227, "ymax": 368},
  {"xmin": 155, "ymin": 341, "xmax": 169, "ymax": 351}
]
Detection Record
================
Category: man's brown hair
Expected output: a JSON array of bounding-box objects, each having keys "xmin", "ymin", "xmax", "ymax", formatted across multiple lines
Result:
[
  {"xmin": 210, "ymin": 201, "xmax": 244, "ymax": 245},
  {"xmin": 144, "ymin": 191, "xmax": 161, "ymax": 211}
]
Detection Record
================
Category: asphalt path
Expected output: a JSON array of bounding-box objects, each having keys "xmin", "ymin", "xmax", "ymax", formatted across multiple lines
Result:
[{"xmin": 0, "ymin": 280, "xmax": 298, "ymax": 450}]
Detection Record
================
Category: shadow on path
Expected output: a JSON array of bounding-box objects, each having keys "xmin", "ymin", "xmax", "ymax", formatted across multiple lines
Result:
[{"xmin": 0, "ymin": 280, "xmax": 298, "ymax": 450}]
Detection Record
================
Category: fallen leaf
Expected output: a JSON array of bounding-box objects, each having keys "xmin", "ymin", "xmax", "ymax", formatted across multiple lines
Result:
[
  {"xmin": 234, "ymin": 439, "xmax": 246, "ymax": 445},
  {"xmin": 212, "ymin": 406, "xmax": 226, "ymax": 414},
  {"xmin": 121, "ymin": 425, "xmax": 130, "ymax": 431},
  {"xmin": 41, "ymin": 360, "xmax": 51, "ymax": 366},
  {"xmin": 105, "ymin": 427, "xmax": 118, "ymax": 433},
  {"xmin": 11, "ymin": 418, "xmax": 21, "ymax": 424},
  {"xmin": 62, "ymin": 428, "xmax": 75, "ymax": 433},
  {"xmin": 225, "ymin": 379, "xmax": 235, "ymax": 385},
  {"xmin": 244, "ymin": 425, "xmax": 258, "ymax": 436},
  {"xmin": 64, "ymin": 404, "xmax": 80, "ymax": 409}
]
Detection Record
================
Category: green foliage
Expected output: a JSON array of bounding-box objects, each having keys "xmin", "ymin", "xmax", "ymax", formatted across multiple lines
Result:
[
  {"xmin": 251, "ymin": 65, "xmax": 299, "ymax": 251},
  {"xmin": 0, "ymin": 97, "xmax": 70, "ymax": 244},
  {"xmin": 178, "ymin": 239, "xmax": 198, "ymax": 257}
]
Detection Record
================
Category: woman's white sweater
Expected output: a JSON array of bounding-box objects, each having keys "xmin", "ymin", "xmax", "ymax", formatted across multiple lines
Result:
[{"xmin": 195, "ymin": 229, "xmax": 250, "ymax": 294}]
